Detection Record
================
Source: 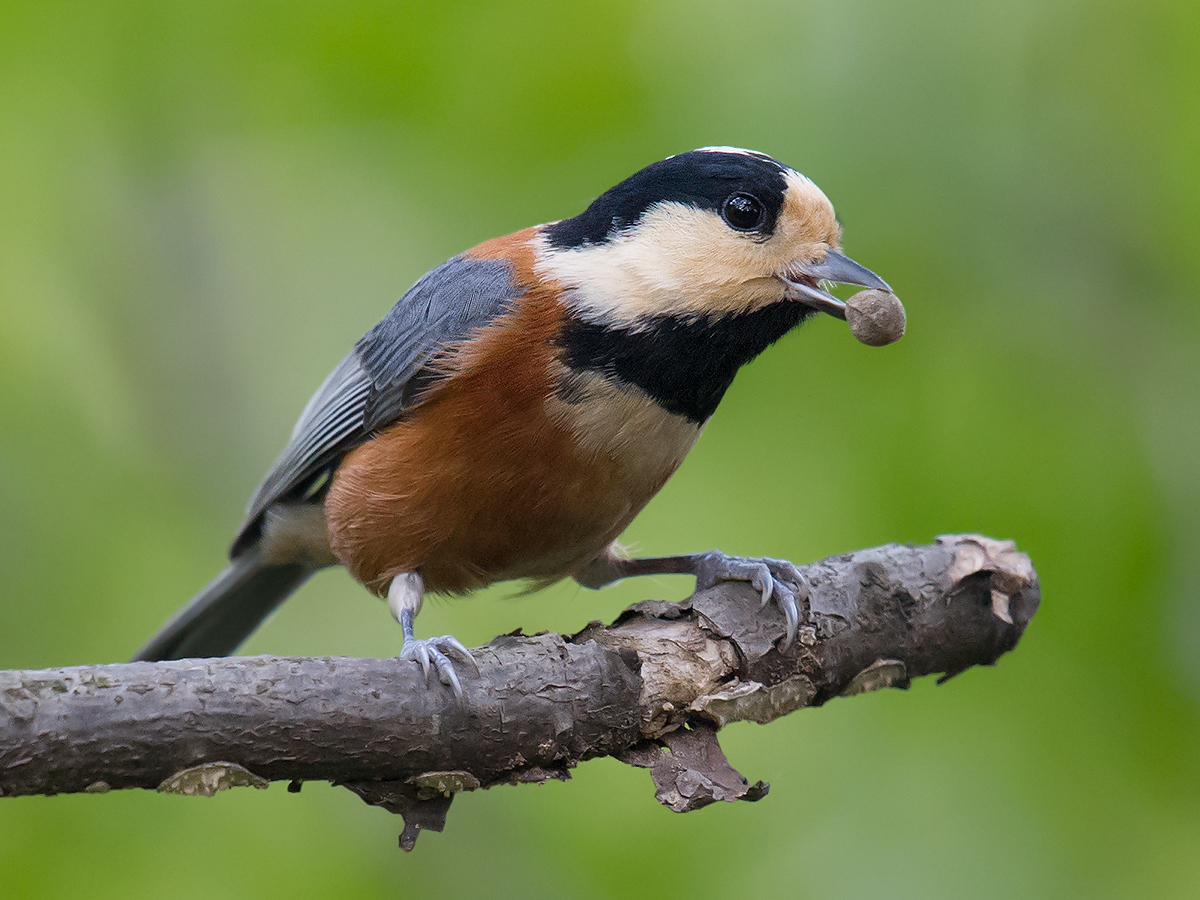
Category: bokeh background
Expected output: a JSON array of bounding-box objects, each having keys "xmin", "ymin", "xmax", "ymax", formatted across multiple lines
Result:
[{"xmin": 2, "ymin": 0, "xmax": 1198, "ymax": 897}]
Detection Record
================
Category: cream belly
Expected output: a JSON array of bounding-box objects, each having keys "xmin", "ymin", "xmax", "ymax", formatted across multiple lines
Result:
[
  {"xmin": 545, "ymin": 368, "xmax": 702, "ymax": 504},
  {"xmin": 322, "ymin": 359, "xmax": 701, "ymax": 595}
]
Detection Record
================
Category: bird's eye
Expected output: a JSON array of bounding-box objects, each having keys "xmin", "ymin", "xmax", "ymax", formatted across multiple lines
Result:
[{"xmin": 721, "ymin": 193, "xmax": 765, "ymax": 231}]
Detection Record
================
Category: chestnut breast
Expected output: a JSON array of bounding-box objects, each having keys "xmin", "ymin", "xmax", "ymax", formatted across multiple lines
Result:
[{"xmin": 324, "ymin": 248, "xmax": 702, "ymax": 595}]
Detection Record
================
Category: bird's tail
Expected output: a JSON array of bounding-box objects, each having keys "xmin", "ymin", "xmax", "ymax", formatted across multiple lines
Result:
[{"xmin": 132, "ymin": 549, "xmax": 314, "ymax": 661}]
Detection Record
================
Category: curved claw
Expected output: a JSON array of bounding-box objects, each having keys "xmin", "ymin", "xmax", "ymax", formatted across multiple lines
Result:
[
  {"xmin": 694, "ymin": 550, "xmax": 808, "ymax": 649},
  {"xmin": 752, "ymin": 564, "xmax": 774, "ymax": 608},
  {"xmin": 410, "ymin": 642, "xmax": 433, "ymax": 683},
  {"xmin": 400, "ymin": 635, "xmax": 478, "ymax": 699},
  {"xmin": 434, "ymin": 653, "xmax": 462, "ymax": 698},
  {"xmin": 776, "ymin": 584, "xmax": 801, "ymax": 648},
  {"xmin": 438, "ymin": 635, "xmax": 481, "ymax": 676}
]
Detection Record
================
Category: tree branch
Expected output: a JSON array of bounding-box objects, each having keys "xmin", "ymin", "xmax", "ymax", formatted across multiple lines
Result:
[{"xmin": 0, "ymin": 535, "xmax": 1038, "ymax": 850}]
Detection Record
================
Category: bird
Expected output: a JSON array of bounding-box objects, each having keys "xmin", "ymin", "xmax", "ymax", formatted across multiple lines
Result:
[{"xmin": 134, "ymin": 147, "xmax": 892, "ymax": 695}]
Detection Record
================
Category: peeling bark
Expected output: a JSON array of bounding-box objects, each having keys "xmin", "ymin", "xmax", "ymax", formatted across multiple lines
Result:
[{"xmin": 0, "ymin": 535, "xmax": 1038, "ymax": 849}]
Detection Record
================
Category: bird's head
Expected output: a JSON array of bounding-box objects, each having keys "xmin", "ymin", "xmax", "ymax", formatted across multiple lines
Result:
[{"xmin": 536, "ymin": 147, "xmax": 888, "ymax": 325}]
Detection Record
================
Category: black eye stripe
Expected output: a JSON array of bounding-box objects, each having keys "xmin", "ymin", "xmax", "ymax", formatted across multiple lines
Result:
[{"xmin": 722, "ymin": 193, "xmax": 766, "ymax": 231}]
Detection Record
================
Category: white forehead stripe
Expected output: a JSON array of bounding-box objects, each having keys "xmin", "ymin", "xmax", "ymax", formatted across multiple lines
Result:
[
  {"xmin": 694, "ymin": 145, "xmax": 770, "ymax": 157},
  {"xmin": 784, "ymin": 169, "xmax": 825, "ymax": 202},
  {"xmin": 665, "ymin": 146, "xmax": 784, "ymax": 167}
]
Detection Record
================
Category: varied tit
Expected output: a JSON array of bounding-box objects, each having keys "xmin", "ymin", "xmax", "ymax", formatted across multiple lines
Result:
[{"xmin": 134, "ymin": 147, "xmax": 893, "ymax": 695}]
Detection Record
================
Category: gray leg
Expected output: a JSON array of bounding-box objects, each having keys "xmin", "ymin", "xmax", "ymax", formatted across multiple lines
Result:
[
  {"xmin": 575, "ymin": 548, "xmax": 807, "ymax": 648},
  {"xmin": 387, "ymin": 572, "xmax": 478, "ymax": 698}
]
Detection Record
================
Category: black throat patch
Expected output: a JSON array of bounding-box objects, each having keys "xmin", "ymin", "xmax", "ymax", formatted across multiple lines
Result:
[{"xmin": 556, "ymin": 302, "xmax": 813, "ymax": 424}]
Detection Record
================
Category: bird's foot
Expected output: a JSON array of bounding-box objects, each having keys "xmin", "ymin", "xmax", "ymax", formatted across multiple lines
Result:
[
  {"xmin": 400, "ymin": 634, "xmax": 479, "ymax": 699},
  {"xmin": 388, "ymin": 572, "xmax": 479, "ymax": 699},
  {"xmin": 693, "ymin": 550, "xmax": 808, "ymax": 648}
]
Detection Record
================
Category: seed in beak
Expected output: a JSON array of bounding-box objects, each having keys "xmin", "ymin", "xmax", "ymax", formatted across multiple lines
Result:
[{"xmin": 845, "ymin": 290, "xmax": 906, "ymax": 346}]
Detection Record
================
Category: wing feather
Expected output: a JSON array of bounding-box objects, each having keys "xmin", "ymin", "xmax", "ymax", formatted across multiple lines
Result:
[{"xmin": 232, "ymin": 253, "xmax": 522, "ymax": 555}]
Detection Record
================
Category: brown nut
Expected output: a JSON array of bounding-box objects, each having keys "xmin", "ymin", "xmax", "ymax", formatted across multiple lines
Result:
[{"xmin": 845, "ymin": 289, "xmax": 906, "ymax": 347}]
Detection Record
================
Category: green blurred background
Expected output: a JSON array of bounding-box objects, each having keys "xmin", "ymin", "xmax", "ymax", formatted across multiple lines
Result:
[{"xmin": 2, "ymin": 0, "xmax": 1198, "ymax": 896}]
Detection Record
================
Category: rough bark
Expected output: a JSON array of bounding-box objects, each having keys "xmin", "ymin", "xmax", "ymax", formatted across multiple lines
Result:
[{"xmin": 0, "ymin": 535, "xmax": 1038, "ymax": 850}]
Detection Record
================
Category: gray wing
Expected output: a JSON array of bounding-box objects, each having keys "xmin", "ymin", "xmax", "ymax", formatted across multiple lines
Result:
[{"xmin": 232, "ymin": 254, "xmax": 522, "ymax": 555}]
